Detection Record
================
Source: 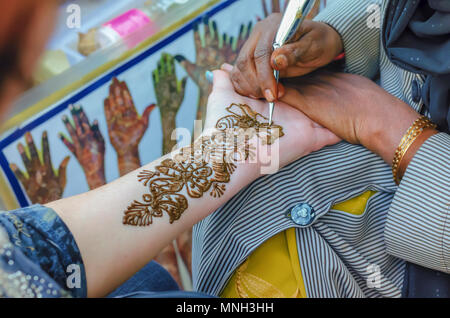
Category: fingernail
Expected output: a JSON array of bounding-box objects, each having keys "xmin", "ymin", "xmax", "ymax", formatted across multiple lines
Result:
[
  {"xmin": 205, "ymin": 71, "xmax": 214, "ymax": 83},
  {"xmin": 274, "ymin": 55, "xmax": 288, "ymax": 69},
  {"xmin": 265, "ymin": 89, "xmax": 275, "ymax": 102},
  {"xmin": 25, "ymin": 132, "xmax": 32, "ymax": 142}
]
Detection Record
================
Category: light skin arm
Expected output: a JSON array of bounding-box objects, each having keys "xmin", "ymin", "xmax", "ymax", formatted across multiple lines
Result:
[{"xmin": 46, "ymin": 70, "xmax": 339, "ymax": 298}]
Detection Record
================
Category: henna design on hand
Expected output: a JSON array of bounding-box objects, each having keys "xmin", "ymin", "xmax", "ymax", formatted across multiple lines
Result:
[
  {"xmin": 60, "ymin": 105, "xmax": 106, "ymax": 190},
  {"xmin": 104, "ymin": 77, "xmax": 156, "ymax": 176},
  {"xmin": 175, "ymin": 17, "xmax": 253, "ymax": 123},
  {"xmin": 10, "ymin": 132, "xmax": 70, "ymax": 204},
  {"xmin": 153, "ymin": 53, "xmax": 187, "ymax": 155},
  {"xmin": 123, "ymin": 103, "xmax": 284, "ymax": 227}
]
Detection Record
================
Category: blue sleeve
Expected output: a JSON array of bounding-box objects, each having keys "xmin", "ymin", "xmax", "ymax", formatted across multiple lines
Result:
[{"xmin": 0, "ymin": 205, "xmax": 87, "ymax": 297}]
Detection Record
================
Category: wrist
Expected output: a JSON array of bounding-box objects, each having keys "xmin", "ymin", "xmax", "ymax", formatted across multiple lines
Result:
[
  {"xmin": 322, "ymin": 22, "xmax": 344, "ymax": 58},
  {"xmin": 397, "ymin": 127, "xmax": 439, "ymax": 182},
  {"xmin": 365, "ymin": 102, "xmax": 420, "ymax": 165}
]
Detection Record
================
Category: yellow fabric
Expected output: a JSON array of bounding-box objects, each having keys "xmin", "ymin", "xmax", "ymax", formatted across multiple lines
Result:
[{"xmin": 220, "ymin": 191, "xmax": 376, "ymax": 298}]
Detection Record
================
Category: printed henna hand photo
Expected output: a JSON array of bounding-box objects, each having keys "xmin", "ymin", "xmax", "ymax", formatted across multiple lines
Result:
[
  {"xmin": 153, "ymin": 53, "xmax": 187, "ymax": 155},
  {"xmin": 259, "ymin": 0, "xmax": 320, "ymax": 20},
  {"xmin": 10, "ymin": 132, "xmax": 70, "ymax": 204},
  {"xmin": 104, "ymin": 77, "xmax": 156, "ymax": 176},
  {"xmin": 175, "ymin": 17, "xmax": 253, "ymax": 122},
  {"xmin": 259, "ymin": 0, "xmax": 288, "ymax": 20},
  {"xmin": 60, "ymin": 105, "xmax": 106, "ymax": 190}
]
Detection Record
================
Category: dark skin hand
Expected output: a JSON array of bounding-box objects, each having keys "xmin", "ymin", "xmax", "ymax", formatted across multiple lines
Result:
[
  {"xmin": 10, "ymin": 131, "xmax": 70, "ymax": 204},
  {"xmin": 60, "ymin": 105, "xmax": 106, "ymax": 190},
  {"xmin": 229, "ymin": 14, "xmax": 343, "ymax": 102},
  {"xmin": 175, "ymin": 17, "xmax": 252, "ymax": 123},
  {"xmin": 280, "ymin": 71, "xmax": 427, "ymax": 168},
  {"xmin": 104, "ymin": 77, "xmax": 155, "ymax": 176}
]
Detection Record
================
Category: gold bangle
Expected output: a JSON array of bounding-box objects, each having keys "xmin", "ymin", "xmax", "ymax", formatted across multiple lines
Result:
[{"xmin": 392, "ymin": 116, "xmax": 437, "ymax": 185}]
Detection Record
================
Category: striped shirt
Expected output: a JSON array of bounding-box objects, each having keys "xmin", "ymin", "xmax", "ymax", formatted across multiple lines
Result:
[{"xmin": 192, "ymin": 0, "xmax": 450, "ymax": 297}]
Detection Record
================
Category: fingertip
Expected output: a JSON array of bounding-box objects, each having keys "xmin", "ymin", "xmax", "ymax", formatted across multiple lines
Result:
[
  {"xmin": 220, "ymin": 63, "xmax": 233, "ymax": 72},
  {"xmin": 272, "ymin": 54, "xmax": 288, "ymax": 70}
]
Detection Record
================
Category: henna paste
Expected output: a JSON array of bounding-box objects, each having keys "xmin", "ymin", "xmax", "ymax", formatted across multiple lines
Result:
[{"xmin": 123, "ymin": 104, "xmax": 284, "ymax": 227}]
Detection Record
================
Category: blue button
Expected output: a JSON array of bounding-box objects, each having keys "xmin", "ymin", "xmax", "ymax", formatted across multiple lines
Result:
[
  {"xmin": 411, "ymin": 79, "xmax": 422, "ymax": 103},
  {"xmin": 288, "ymin": 203, "xmax": 315, "ymax": 226}
]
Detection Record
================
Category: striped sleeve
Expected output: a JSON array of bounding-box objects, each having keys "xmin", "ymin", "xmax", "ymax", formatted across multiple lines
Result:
[
  {"xmin": 385, "ymin": 133, "xmax": 450, "ymax": 273},
  {"xmin": 314, "ymin": 0, "xmax": 382, "ymax": 78}
]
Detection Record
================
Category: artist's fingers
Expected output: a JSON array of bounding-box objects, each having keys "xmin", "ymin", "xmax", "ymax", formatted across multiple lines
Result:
[
  {"xmin": 229, "ymin": 65, "xmax": 261, "ymax": 98},
  {"xmin": 41, "ymin": 131, "xmax": 53, "ymax": 168},
  {"xmin": 254, "ymin": 31, "xmax": 279, "ymax": 102},
  {"xmin": 57, "ymin": 156, "xmax": 71, "ymax": 189},
  {"xmin": 141, "ymin": 104, "xmax": 156, "ymax": 128},
  {"xmin": 10, "ymin": 163, "xmax": 27, "ymax": 186},
  {"xmin": 59, "ymin": 133, "xmax": 76, "ymax": 155},
  {"xmin": 17, "ymin": 142, "xmax": 32, "ymax": 175}
]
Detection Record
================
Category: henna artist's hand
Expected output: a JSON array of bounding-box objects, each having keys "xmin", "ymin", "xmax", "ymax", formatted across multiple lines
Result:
[
  {"xmin": 175, "ymin": 17, "xmax": 253, "ymax": 122},
  {"xmin": 10, "ymin": 132, "xmax": 70, "ymax": 204},
  {"xmin": 153, "ymin": 53, "xmax": 187, "ymax": 155},
  {"xmin": 104, "ymin": 77, "xmax": 156, "ymax": 176},
  {"xmin": 280, "ymin": 72, "xmax": 423, "ymax": 166},
  {"xmin": 206, "ymin": 67, "xmax": 341, "ymax": 171},
  {"xmin": 230, "ymin": 11, "xmax": 342, "ymax": 102},
  {"xmin": 60, "ymin": 105, "xmax": 106, "ymax": 190}
]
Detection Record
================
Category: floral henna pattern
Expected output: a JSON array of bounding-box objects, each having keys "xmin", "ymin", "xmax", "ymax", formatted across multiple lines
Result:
[{"xmin": 123, "ymin": 104, "xmax": 284, "ymax": 227}]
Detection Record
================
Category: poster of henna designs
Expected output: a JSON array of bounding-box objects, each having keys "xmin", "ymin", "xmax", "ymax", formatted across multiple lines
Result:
[
  {"xmin": 60, "ymin": 105, "xmax": 106, "ymax": 190},
  {"xmin": 123, "ymin": 104, "xmax": 284, "ymax": 227}
]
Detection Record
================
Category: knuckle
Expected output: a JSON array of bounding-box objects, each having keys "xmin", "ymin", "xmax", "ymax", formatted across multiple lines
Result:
[
  {"xmin": 236, "ymin": 57, "xmax": 249, "ymax": 72},
  {"xmin": 253, "ymin": 47, "xmax": 272, "ymax": 61}
]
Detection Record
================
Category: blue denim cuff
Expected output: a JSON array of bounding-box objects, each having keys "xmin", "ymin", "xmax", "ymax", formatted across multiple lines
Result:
[{"xmin": 0, "ymin": 205, "xmax": 87, "ymax": 297}]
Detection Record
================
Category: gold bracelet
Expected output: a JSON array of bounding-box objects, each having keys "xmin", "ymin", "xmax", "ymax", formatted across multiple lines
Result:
[{"xmin": 392, "ymin": 116, "xmax": 437, "ymax": 185}]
